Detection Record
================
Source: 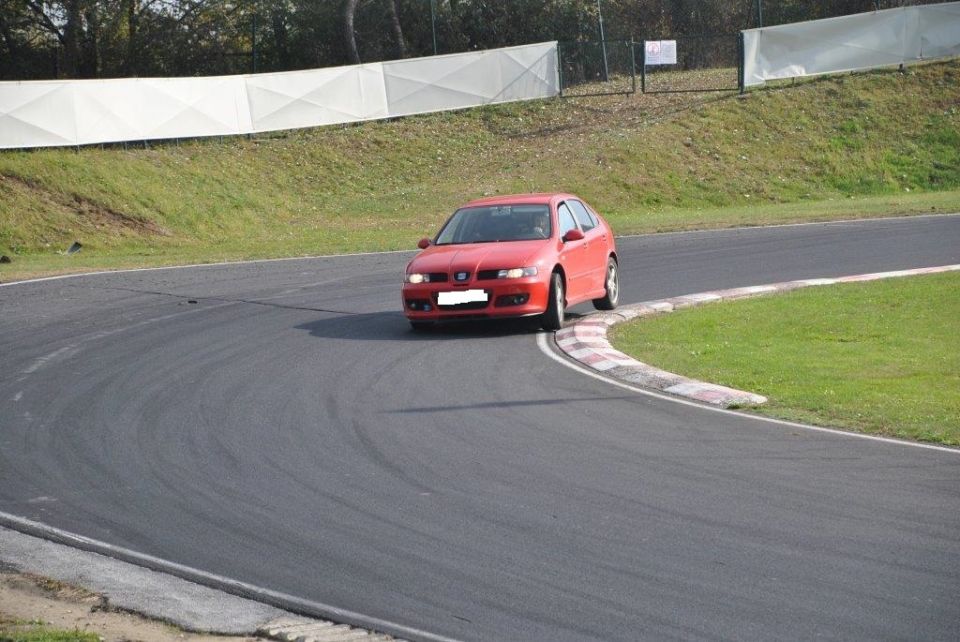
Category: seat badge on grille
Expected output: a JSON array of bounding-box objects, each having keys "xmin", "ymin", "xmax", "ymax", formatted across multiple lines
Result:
[{"xmin": 455, "ymin": 272, "xmax": 469, "ymax": 282}]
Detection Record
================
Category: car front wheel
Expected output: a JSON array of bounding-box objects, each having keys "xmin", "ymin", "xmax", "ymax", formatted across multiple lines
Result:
[
  {"xmin": 541, "ymin": 271, "xmax": 565, "ymax": 331},
  {"xmin": 593, "ymin": 257, "xmax": 619, "ymax": 311}
]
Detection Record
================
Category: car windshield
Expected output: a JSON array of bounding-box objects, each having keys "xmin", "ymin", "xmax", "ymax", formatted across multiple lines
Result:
[{"xmin": 435, "ymin": 205, "xmax": 552, "ymax": 245}]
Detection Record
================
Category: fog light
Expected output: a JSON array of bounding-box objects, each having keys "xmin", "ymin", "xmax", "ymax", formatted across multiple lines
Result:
[
  {"xmin": 495, "ymin": 293, "xmax": 530, "ymax": 307},
  {"xmin": 407, "ymin": 299, "xmax": 432, "ymax": 311}
]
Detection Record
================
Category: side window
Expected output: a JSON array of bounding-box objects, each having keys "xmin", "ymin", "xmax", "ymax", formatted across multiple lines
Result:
[
  {"xmin": 568, "ymin": 200, "xmax": 595, "ymax": 232},
  {"xmin": 586, "ymin": 205, "xmax": 600, "ymax": 228},
  {"xmin": 557, "ymin": 203, "xmax": 578, "ymax": 237}
]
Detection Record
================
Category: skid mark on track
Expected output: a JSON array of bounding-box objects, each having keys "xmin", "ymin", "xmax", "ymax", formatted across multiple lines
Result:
[
  {"xmin": 349, "ymin": 418, "xmax": 435, "ymax": 496},
  {"xmin": 14, "ymin": 301, "xmax": 234, "ymax": 380},
  {"xmin": 67, "ymin": 282, "xmax": 362, "ymax": 315},
  {"xmin": 21, "ymin": 345, "xmax": 80, "ymax": 374}
]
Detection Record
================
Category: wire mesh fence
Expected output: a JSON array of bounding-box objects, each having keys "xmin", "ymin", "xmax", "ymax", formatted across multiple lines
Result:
[
  {"xmin": 558, "ymin": 35, "xmax": 744, "ymax": 96},
  {"xmin": 638, "ymin": 35, "xmax": 741, "ymax": 93},
  {"xmin": 558, "ymin": 40, "xmax": 637, "ymax": 96}
]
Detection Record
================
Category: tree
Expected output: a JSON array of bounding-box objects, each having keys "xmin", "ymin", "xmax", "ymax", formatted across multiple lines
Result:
[
  {"xmin": 344, "ymin": 0, "xmax": 360, "ymax": 63},
  {"xmin": 0, "ymin": 0, "xmax": 931, "ymax": 80},
  {"xmin": 268, "ymin": 0, "xmax": 293, "ymax": 70},
  {"xmin": 387, "ymin": 0, "xmax": 406, "ymax": 58}
]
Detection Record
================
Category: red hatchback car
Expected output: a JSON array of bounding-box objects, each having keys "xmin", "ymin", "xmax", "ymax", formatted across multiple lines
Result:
[{"xmin": 402, "ymin": 193, "xmax": 619, "ymax": 330}]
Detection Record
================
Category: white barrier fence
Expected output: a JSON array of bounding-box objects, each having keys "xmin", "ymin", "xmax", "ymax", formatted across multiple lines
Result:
[
  {"xmin": 742, "ymin": 2, "xmax": 960, "ymax": 87},
  {"xmin": 0, "ymin": 41, "xmax": 559, "ymax": 150}
]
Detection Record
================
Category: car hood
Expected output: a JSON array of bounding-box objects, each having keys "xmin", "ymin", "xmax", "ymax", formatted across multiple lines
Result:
[{"xmin": 409, "ymin": 240, "xmax": 550, "ymax": 274}]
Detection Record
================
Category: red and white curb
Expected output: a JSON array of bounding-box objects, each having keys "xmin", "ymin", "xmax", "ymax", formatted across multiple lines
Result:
[
  {"xmin": 260, "ymin": 616, "xmax": 406, "ymax": 642},
  {"xmin": 554, "ymin": 264, "xmax": 960, "ymax": 408}
]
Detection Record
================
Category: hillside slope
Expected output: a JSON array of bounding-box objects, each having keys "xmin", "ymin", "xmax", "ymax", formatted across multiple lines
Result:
[{"xmin": 1, "ymin": 60, "xmax": 958, "ymax": 279}]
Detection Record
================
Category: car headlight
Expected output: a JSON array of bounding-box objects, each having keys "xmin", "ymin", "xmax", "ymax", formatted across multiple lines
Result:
[
  {"xmin": 405, "ymin": 273, "xmax": 429, "ymax": 284},
  {"xmin": 497, "ymin": 267, "xmax": 538, "ymax": 279}
]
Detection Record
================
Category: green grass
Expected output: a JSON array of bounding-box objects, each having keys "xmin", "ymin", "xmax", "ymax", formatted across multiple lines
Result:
[
  {"xmin": 1, "ymin": 60, "xmax": 959, "ymax": 282},
  {"xmin": 0, "ymin": 617, "xmax": 98, "ymax": 642},
  {"xmin": 609, "ymin": 272, "xmax": 960, "ymax": 446}
]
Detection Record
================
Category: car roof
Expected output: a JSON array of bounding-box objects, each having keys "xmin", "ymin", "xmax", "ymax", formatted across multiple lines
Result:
[{"xmin": 460, "ymin": 193, "xmax": 574, "ymax": 208}]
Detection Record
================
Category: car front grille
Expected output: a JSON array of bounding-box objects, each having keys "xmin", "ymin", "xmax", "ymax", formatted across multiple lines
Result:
[
  {"xmin": 435, "ymin": 300, "xmax": 490, "ymax": 311},
  {"xmin": 437, "ymin": 314, "xmax": 490, "ymax": 321}
]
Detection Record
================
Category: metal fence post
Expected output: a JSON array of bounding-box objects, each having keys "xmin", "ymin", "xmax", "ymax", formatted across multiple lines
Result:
[
  {"xmin": 557, "ymin": 41, "xmax": 564, "ymax": 97},
  {"xmin": 639, "ymin": 40, "xmax": 646, "ymax": 94},
  {"xmin": 738, "ymin": 31, "xmax": 745, "ymax": 94},
  {"xmin": 597, "ymin": 0, "xmax": 609, "ymax": 82},
  {"xmin": 251, "ymin": 13, "xmax": 258, "ymax": 73},
  {"xmin": 629, "ymin": 37, "xmax": 637, "ymax": 94},
  {"xmin": 430, "ymin": 0, "xmax": 438, "ymax": 55}
]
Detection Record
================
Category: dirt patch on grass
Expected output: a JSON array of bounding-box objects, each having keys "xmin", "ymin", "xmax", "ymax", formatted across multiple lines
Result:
[
  {"xmin": 0, "ymin": 173, "xmax": 170, "ymax": 238},
  {"xmin": 0, "ymin": 569, "xmax": 261, "ymax": 642}
]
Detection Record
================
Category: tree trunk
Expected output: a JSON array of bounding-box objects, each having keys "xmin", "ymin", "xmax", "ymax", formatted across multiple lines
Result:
[
  {"xmin": 84, "ymin": 2, "xmax": 102, "ymax": 77},
  {"xmin": 343, "ymin": 0, "xmax": 360, "ymax": 64},
  {"xmin": 387, "ymin": 0, "xmax": 406, "ymax": 59},
  {"xmin": 63, "ymin": 0, "xmax": 82, "ymax": 77},
  {"xmin": 271, "ymin": 6, "xmax": 291, "ymax": 69},
  {"xmin": 126, "ymin": 0, "xmax": 139, "ymax": 76}
]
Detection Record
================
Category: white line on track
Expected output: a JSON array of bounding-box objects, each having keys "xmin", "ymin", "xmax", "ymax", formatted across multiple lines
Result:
[
  {"xmin": 0, "ymin": 248, "xmax": 417, "ymax": 289},
  {"xmin": 2, "ymin": 213, "xmax": 956, "ymax": 289},
  {"xmin": 0, "ymin": 511, "xmax": 462, "ymax": 642},
  {"xmin": 614, "ymin": 211, "xmax": 959, "ymax": 241},
  {"xmin": 536, "ymin": 333, "xmax": 960, "ymax": 455}
]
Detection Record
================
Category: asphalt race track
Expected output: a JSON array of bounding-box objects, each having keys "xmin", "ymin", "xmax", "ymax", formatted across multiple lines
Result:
[{"xmin": 2, "ymin": 215, "xmax": 959, "ymax": 641}]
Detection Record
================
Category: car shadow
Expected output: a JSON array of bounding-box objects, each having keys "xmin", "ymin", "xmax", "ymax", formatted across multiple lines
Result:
[{"xmin": 294, "ymin": 311, "xmax": 546, "ymax": 342}]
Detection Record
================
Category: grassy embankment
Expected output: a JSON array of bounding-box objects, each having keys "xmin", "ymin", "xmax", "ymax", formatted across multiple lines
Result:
[
  {"xmin": 0, "ymin": 60, "xmax": 958, "ymax": 281},
  {"xmin": 610, "ymin": 272, "xmax": 960, "ymax": 446}
]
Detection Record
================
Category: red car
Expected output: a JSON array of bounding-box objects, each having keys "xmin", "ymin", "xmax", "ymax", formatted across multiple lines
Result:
[{"xmin": 402, "ymin": 193, "xmax": 619, "ymax": 330}]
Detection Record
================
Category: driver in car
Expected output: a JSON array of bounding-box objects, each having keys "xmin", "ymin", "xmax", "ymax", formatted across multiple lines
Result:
[{"xmin": 525, "ymin": 210, "xmax": 549, "ymax": 239}]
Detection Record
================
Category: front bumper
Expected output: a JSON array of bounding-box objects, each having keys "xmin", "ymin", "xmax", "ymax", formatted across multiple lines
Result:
[{"xmin": 402, "ymin": 276, "xmax": 550, "ymax": 322}]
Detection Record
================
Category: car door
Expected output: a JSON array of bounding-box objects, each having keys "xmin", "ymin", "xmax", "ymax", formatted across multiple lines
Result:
[
  {"xmin": 567, "ymin": 199, "xmax": 608, "ymax": 295},
  {"xmin": 556, "ymin": 202, "xmax": 590, "ymax": 301}
]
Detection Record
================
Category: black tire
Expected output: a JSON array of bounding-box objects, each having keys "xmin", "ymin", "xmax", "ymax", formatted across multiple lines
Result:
[
  {"xmin": 592, "ymin": 257, "xmax": 620, "ymax": 311},
  {"xmin": 410, "ymin": 321, "xmax": 433, "ymax": 332},
  {"xmin": 541, "ymin": 271, "xmax": 565, "ymax": 331}
]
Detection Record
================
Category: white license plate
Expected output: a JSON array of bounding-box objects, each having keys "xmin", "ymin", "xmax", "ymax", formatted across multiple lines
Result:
[{"xmin": 437, "ymin": 290, "xmax": 488, "ymax": 305}]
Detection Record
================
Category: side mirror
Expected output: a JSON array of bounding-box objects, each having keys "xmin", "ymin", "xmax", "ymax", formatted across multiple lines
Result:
[
  {"xmin": 562, "ymin": 229, "xmax": 584, "ymax": 243},
  {"xmin": 417, "ymin": 238, "xmax": 432, "ymax": 250}
]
